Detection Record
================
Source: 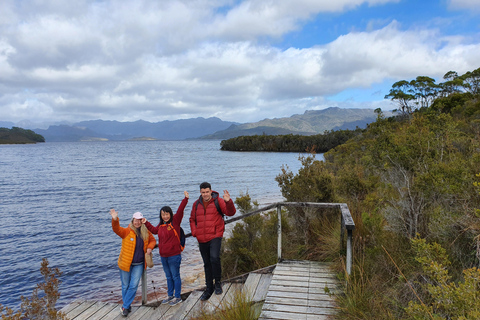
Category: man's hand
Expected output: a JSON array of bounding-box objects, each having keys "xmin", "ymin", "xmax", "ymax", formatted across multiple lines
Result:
[
  {"xmin": 184, "ymin": 190, "xmax": 189, "ymax": 199},
  {"xmin": 223, "ymin": 190, "xmax": 231, "ymax": 202},
  {"xmin": 110, "ymin": 208, "xmax": 118, "ymax": 221},
  {"xmin": 142, "ymin": 218, "xmax": 147, "ymax": 224}
]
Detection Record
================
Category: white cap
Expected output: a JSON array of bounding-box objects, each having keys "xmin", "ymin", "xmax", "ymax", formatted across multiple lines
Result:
[{"xmin": 132, "ymin": 212, "xmax": 144, "ymax": 219}]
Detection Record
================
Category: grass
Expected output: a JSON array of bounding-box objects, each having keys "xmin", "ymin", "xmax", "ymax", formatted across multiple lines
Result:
[{"xmin": 189, "ymin": 289, "xmax": 261, "ymax": 320}]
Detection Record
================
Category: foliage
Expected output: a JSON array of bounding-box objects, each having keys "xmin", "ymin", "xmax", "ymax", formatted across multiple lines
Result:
[
  {"xmin": 405, "ymin": 237, "xmax": 480, "ymax": 319},
  {"xmin": 222, "ymin": 193, "xmax": 279, "ymax": 278},
  {"xmin": 0, "ymin": 258, "xmax": 67, "ymax": 320},
  {"xmin": 220, "ymin": 128, "xmax": 364, "ymax": 152},
  {"xmin": 0, "ymin": 127, "xmax": 45, "ymax": 144}
]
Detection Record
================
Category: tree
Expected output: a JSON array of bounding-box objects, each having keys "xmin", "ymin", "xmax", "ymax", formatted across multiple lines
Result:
[
  {"xmin": 0, "ymin": 258, "xmax": 67, "ymax": 320},
  {"xmin": 460, "ymin": 67, "xmax": 480, "ymax": 96},
  {"xmin": 385, "ymin": 80, "xmax": 415, "ymax": 115}
]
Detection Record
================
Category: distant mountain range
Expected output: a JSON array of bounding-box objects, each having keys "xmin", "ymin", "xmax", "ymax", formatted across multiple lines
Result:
[
  {"xmin": 202, "ymin": 107, "xmax": 385, "ymax": 139},
  {"xmin": 1, "ymin": 107, "xmax": 388, "ymax": 142}
]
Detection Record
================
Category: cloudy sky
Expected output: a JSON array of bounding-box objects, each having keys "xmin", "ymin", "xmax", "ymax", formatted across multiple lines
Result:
[{"xmin": 1, "ymin": 0, "xmax": 479, "ymax": 126}]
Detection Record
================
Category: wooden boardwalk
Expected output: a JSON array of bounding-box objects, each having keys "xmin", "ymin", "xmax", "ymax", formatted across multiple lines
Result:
[
  {"xmin": 60, "ymin": 260, "xmax": 339, "ymax": 319},
  {"xmin": 259, "ymin": 260, "xmax": 339, "ymax": 320}
]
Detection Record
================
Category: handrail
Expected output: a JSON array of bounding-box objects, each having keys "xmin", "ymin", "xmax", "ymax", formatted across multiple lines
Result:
[{"xmin": 141, "ymin": 201, "xmax": 355, "ymax": 304}]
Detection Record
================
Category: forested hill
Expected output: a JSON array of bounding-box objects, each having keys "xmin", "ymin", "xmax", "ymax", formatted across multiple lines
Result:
[
  {"xmin": 270, "ymin": 67, "xmax": 480, "ymax": 318},
  {"xmin": 220, "ymin": 128, "xmax": 364, "ymax": 152},
  {"xmin": 0, "ymin": 127, "xmax": 45, "ymax": 144}
]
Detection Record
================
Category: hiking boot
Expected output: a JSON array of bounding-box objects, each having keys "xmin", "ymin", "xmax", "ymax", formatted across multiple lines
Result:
[
  {"xmin": 169, "ymin": 297, "xmax": 182, "ymax": 306},
  {"xmin": 214, "ymin": 282, "xmax": 223, "ymax": 295},
  {"xmin": 120, "ymin": 307, "xmax": 130, "ymax": 317},
  {"xmin": 161, "ymin": 296, "xmax": 174, "ymax": 304},
  {"xmin": 200, "ymin": 289, "xmax": 213, "ymax": 301}
]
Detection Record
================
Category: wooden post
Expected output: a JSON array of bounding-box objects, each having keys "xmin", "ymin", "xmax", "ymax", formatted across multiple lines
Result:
[
  {"xmin": 277, "ymin": 205, "xmax": 282, "ymax": 261},
  {"xmin": 346, "ymin": 229, "xmax": 353, "ymax": 275},
  {"xmin": 141, "ymin": 270, "xmax": 147, "ymax": 305}
]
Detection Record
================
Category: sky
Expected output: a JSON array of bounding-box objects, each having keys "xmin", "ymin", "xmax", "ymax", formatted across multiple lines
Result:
[{"xmin": 0, "ymin": 0, "xmax": 479, "ymax": 127}]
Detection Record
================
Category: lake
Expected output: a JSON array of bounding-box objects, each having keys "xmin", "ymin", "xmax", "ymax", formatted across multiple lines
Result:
[{"xmin": 0, "ymin": 140, "xmax": 321, "ymax": 309}]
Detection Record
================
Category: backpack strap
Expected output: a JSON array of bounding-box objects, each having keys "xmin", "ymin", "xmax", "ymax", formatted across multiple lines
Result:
[
  {"xmin": 194, "ymin": 193, "xmax": 224, "ymax": 226},
  {"xmin": 169, "ymin": 223, "xmax": 184, "ymax": 251}
]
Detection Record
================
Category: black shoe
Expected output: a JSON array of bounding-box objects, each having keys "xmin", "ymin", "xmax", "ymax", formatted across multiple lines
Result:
[
  {"xmin": 214, "ymin": 282, "xmax": 223, "ymax": 295},
  {"xmin": 120, "ymin": 307, "xmax": 130, "ymax": 317},
  {"xmin": 200, "ymin": 289, "xmax": 213, "ymax": 301}
]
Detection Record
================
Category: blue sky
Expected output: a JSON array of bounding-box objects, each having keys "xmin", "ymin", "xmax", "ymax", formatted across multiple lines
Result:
[{"xmin": 0, "ymin": 0, "xmax": 479, "ymax": 128}]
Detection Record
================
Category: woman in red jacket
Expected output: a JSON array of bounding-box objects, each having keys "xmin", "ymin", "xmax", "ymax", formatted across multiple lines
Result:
[
  {"xmin": 143, "ymin": 191, "xmax": 189, "ymax": 306},
  {"xmin": 110, "ymin": 209, "xmax": 156, "ymax": 317}
]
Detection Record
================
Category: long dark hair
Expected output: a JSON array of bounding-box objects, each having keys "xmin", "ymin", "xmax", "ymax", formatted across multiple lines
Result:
[{"xmin": 159, "ymin": 206, "xmax": 173, "ymax": 224}]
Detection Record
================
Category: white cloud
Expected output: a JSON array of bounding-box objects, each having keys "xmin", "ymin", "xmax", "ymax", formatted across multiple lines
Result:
[
  {"xmin": 0, "ymin": 0, "xmax": 478, "ymax": 125},
  {"xmin": 448, "ymin": 0, "xmax": 480, "ymax": 11}
]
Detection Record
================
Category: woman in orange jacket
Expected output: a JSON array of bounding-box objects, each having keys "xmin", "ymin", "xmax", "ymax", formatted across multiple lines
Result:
[{"xmin": 110, "ymin": 209, "xmax": 156, "ymax": 317}]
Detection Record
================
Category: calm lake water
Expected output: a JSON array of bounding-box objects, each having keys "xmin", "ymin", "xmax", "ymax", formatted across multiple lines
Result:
[{"xmin": 0, "ymin": 140, "xmax": 322, "ymax": 309}]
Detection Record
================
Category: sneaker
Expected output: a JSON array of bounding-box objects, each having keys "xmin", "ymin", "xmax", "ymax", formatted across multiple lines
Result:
[
  {"xmin": 169, "ymin": 297, "xmax": 182, "ymax": 306},
  {"xmin": 120, "ymin": 307, "xmax": 130, "ymax": 317},
  {"xmin": 162, "ymin": 296, "xmax": 175, "ymax": 304},
  {"xmin": 200, "ymin": 289, "xmax": 213, "ymax": 301},
  {"xmin": 214, "ymin": 282, "xmax": 223, "ymax": 295}
]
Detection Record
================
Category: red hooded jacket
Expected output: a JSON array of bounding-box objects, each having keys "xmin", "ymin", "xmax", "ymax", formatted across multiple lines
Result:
[
  {"xmin": 145, "ymin": 197, "xmax": 188, "ymax": 257},
  {"xmin": 189, "ymin": 191, "xmax": 236, "ymax": 243}
]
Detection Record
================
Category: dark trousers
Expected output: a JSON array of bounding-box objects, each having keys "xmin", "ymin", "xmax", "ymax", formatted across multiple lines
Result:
[{"xmin": 199, "ymin": 237, "xmax": 222, "ymax": 291}]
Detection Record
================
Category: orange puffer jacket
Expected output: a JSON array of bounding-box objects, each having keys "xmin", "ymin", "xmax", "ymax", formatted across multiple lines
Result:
[{"xmin": 112, "ymin": 218, "xmax": 156, "ymax": 272}]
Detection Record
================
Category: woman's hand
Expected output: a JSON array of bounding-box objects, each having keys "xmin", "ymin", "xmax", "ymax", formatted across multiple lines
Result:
[
  {"xmin": 184, "ymin": 190, "xmax": 189, "ymax": 199},
  {"xmin": 146, "ymin": 248, "xmax": 152, "ymax": 255},
  {"xmin": 110, "ymin": 208, "xmax": 118, "ymax": 221}
]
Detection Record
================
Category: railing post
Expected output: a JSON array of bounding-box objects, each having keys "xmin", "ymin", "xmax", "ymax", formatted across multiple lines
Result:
[
  {"xmin": 346, "ymin": 229, "xmax": 352, "ymax": 275},
  {"xmin": 277, "ymin": 205, "xmax": 282, "ymax": 261},
  {"xmin": 141, "ymin": 269, "xmax": 147, "ymax": 305}
]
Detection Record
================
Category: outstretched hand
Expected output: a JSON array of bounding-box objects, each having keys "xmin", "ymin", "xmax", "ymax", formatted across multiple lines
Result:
[
  {"xmin": 184, "ymin": 190, "xmax": 189, "ymax": 199},
  {"xmin": 223, "ymin": 190, "xmax": 231, "ymax": 202},
  {"xmin": 110, "ymin": 208, "xmax": 118, "ymax": 221}
]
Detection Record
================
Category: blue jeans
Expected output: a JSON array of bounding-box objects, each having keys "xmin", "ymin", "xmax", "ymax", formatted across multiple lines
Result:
[
  {"xmin": 119, "ymin": 263, "xmax": 144, "ymax": 309},
  {"xmin": 160, "ymin": 254, "xmax": 182, "ymax": 298}
]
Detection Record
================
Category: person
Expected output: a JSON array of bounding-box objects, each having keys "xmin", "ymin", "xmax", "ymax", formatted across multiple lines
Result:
[
  {"xmin": 142, "ymin": 191, "xmax": 189, "ymax": 307},
  {"xmin": 189, "ymin": 182, "xmax": 236, "ymax": 301},
  {"xmin": 110, "ymin": 209, "xmax": 156, "ymax": 317}
]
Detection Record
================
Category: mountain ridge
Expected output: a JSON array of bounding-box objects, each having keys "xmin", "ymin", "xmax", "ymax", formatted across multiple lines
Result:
[{"xmin": 5, "ymin": 107, "xmax": 388, "ymax": 142}]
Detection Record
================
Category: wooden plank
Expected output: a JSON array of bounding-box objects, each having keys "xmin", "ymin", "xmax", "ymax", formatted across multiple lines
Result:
[
  {"xmin": 83, "ymin": 303, "xmax": 117, "ymax": 320},
  {"xmin": 173, "ymin": 290, "xmax": 203, "ymax": 320},
  {"xmin": 70, "ymin": 301, "xmax": 106, "ymax": 319},
  {"xmin": 201, "ymin": 282, "xmax": 232, "ymax": 314},
  {"xmin": 252, "ymin": 273, "xmax": 272, "ymax": 302},
  {"xmin": 65, "ymin": 300, "xmax": 96, "ymax": 319},
  {"xmin": 161, "ymin": 297, "xmax": 186, "ymax": 320},
  {"xmin": 262, "ymin": 302, "xmax": 307, "ymax": 314},
  {"xmin": 145, "ymin": 303, "xmax": 170, "ymax": 319},
  {"xmin": 127, "ymin": 305, "xmax": 151, "ymax": 320},
  {"xmin": 59, "ymin": 299, "xmax": 83, "ymax": 314},
  {"xmin": 259, "ymin": 310, "xmax": 307, "ymax": 320},
  {"xmin": 264, "ymin": 296, "xmax": 307, "ymax": 306},
  {"xmin": 221, "ymin": 282, "xmax": 242, "ymax": 306},
  {"xmin": 268, "ymin": 284, "xmax": 309, "ymax": 294},
  {"xmin": 242, "ymin": 272, "xmax": 262, "ymax": 300}
]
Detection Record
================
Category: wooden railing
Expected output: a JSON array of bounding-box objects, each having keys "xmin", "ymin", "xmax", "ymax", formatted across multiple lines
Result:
[{"xmin": 141, "ymin": 201, "xmax": 355, "ymax": 304}]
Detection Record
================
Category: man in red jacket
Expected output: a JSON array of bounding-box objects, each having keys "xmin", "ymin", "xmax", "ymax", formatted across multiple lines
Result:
[{"xmin": 190, "ymin": 182, "xmax": 236, "ymax": 301}]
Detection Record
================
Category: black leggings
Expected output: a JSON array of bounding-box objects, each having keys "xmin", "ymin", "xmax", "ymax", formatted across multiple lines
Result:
[{"xmin": 199, "ymin": 237, "xmax": 222, "ymax": 290}]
